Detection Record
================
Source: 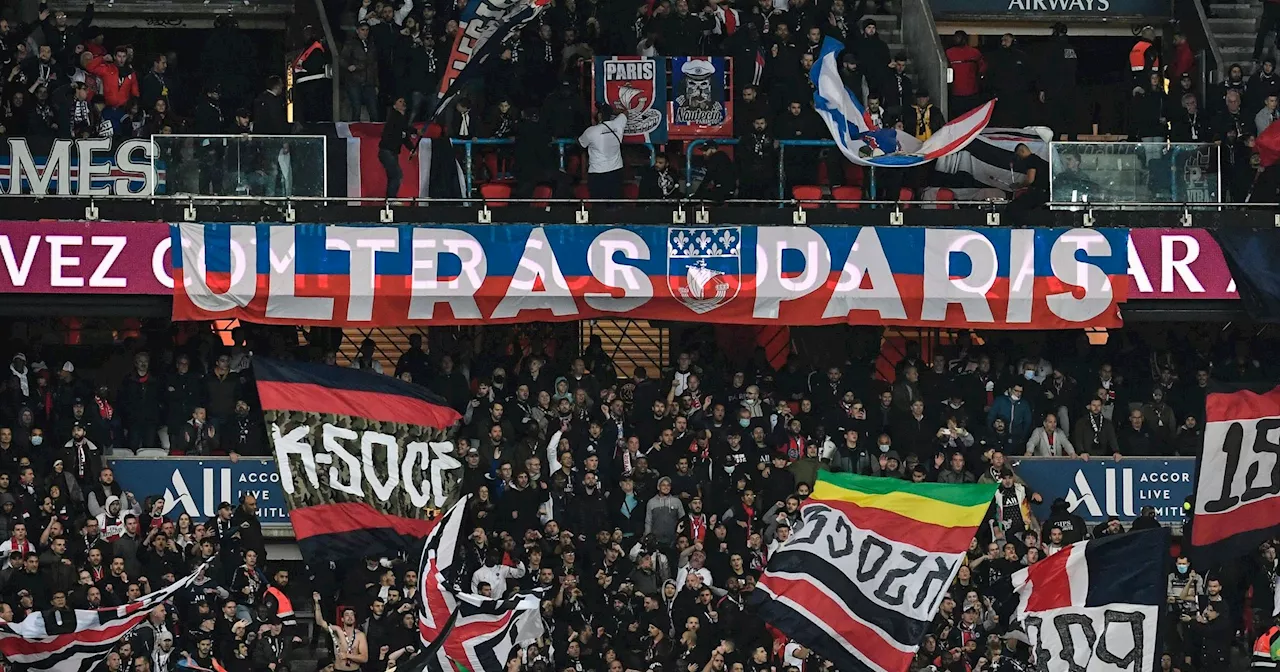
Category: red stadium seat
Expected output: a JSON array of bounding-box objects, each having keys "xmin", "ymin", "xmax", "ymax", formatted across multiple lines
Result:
[
  {"xmin": 831, "ymin": 185, "xmax": 863, "ymax": 209},
  {"xmin": 898, "ymin": 187, "xmax": 915, "ymax": 207},
  {"xmin": 792, "ymin": 185, "xmax": 823, "ymax": 209},
  {"xmin": 532, "ymin": 185, "xmax": 554, "ymax": 207},
  {"xmin": 817, "ymin": 162, "xmax": 830, "ymax": 185},
  {"xmin": 479, "ymin": 182, "xmax": 512, "ymax": 207},
  {"xmin": 573, "ymin": 183, "xmax": 592, "ymax": 205},
  {"xmin": 935, "ymin": 187, "xmax": 955, "ymax": 210},
  {"xmin": 622, "ymin": 182, "xmax": 640, "ymax": 200}
]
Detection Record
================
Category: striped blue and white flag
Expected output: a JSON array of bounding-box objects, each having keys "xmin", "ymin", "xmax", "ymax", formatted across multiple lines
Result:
[
  {"xmin": 810, "ymin": 37, "xmax": 995, "ymax": 168},
  {"xmin": 0, "ymin": 562, "xmax": 209, "ymax": 671}
]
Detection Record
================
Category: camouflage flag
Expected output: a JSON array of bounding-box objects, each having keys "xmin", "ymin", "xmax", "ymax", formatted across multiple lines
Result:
[{"xmin": 253, "ymin": 358, "xmax": 463, "ymax": 562}]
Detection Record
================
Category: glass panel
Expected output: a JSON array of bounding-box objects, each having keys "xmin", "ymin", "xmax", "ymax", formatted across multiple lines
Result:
[
  {"xmin": 150, "ymin": 135, "xmax": 326, "ymax": 197},
  {"xmin": 1050, "ymin": 142, "xmax": 1220, "ymax": 204}
]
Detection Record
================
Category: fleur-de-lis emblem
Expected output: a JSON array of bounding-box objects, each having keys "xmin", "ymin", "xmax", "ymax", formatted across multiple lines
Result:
[
  {"xmin": 671, "ymin": 231, "xmax": 690, "ymax": 254},
  {"xmin": 695, "ymin": 231, "xmax": 712, "ymax": 250},
  {"xmin": 718, "ymin": 229, "xmax": 736, "ymax": 252},
  {"xmin": 708, "ymin": 244, "xmax": 723, "ymax": 255}
]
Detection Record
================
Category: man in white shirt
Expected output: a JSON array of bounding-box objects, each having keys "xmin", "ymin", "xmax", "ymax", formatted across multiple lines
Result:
[{"xmin": 578, "ymin": 104, "xmax": 629, "ymax": 201}]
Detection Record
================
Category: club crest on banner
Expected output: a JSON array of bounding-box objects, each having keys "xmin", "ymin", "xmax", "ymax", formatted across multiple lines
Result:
[
  {"xmin": 667, "ymin": 227, "xmax": 740, "ymax": 314},
  {"xmin": 596, "ymin": 57, "xmax": 666, "ymax": 142}
]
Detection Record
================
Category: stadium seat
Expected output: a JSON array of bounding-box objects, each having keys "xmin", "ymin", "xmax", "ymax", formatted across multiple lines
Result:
[
  {"xmin": 479, "ymin": 182, "xmax": 512, "ymax": 207},
  {"xmin": 573, "ymin": 183, "xmax": 592, "ymax": 205},
  {"xmin": 532, "ymin": 185, "xmax": 554, "ymax": 207},
  {"xmin": 898, "ymin": 187, "xmax": 916, "ymax": 207},
  {"xmin": 622, "ymin": 182, "xmax": 640, "ymax": 200},
  {"xmin": 792, "ymin": 185, "xmax": 823, "ymax": 209},
  {"xmin": 831, "ymin": 185, "xmax": 863, "ymax": 209},
  {"xmin": 817, "ymin": 162, "xmax": 830, "ymax": 186},
  {"xmin": 935, "ymin": 187, "xmax": 955, "ymax": 210}
]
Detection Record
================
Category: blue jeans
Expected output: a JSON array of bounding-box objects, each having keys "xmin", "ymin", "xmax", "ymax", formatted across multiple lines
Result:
[{"xmin": 346, "ymin": 84, "xmax": 379, "ymax": 122}]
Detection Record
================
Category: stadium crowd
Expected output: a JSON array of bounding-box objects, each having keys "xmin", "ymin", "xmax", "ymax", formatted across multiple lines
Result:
[{"xmin": 0, "ymin": 321, "xmax": 1266, "ymax": 671}]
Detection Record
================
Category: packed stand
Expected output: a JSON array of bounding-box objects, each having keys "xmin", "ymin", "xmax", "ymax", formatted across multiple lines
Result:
[
  {"xmin": 0, "ymin": 1, "xmax": 281, "ymax": 141},
  {"xmin": 0, "ymin": 321, "xmax": 1267, "ymax": 670}
]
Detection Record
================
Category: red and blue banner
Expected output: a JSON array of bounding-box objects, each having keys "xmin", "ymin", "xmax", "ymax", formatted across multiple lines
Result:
[
  {"xmin": 594, "ymin": 56, "xmax": 667, "ymax": 144},
  {"xmin": 171, "ymin": 224, "xmax": 1129, "ymax": 329},
  {"xmin": 669, "ymin": 56, "xmax": 732, "ymax": 139}
]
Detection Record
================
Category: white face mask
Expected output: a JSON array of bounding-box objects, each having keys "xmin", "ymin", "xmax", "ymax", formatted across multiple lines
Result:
[
  {"xmin": 1010, "ymin": 393, "xmax": 1021, "ymax": 402},
  {"xmin": 29, "ymin": 436, "xmax": 42, "ymax": 446}
]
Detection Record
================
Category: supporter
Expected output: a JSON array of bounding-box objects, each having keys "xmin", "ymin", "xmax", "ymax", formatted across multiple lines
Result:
[
  {"xmin": 341, "ymin": 23, "xmax": 380, "ymax": 122},
  {"xmin": 985, "ymin": 34, "xmax": 1032, "ymax": 127},
  {"xmin": 578, "ymin": 103, "xmax": 628, "ymax": 200},
  {"xmin": 946, "ymin": 31, "xmax": 985, "ymax": 116}
]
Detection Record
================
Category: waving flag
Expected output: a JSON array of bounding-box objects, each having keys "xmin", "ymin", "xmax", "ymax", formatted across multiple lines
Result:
[
  {"xmin": 755, "ymin": 472, "xmax": 994, "ymax": 672},
  {"xmin": 413, "ymin": 495, "xmax": 545, "ymax": 672},
  {"xmin": 811, "ymin": 37, "xmax": 994, "ymax": 168},
  {"xmin": 437, "ymin": 0, "xmax": 553, "ymax": 110},
  {"xmin": 0, "ymin": 563, "xmax": 208, "ymax": 671},
  {"xmin": 1010, "ymin": 529, "xmax": 1167, "ymax": 672},
  {"xmin": 253, "ymin": 358, "xmax": 462, "ymax": 564},
  {"xmin": 1191, "ymin": 383, "xmax": 1280, "ymax": 559}
]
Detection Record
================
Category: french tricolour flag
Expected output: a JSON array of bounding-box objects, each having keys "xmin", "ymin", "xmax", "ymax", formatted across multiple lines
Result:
[
  {"xmin": 1009, "ymin": 528, "xmax": 1168, "ymax": 672},
  {"xmin": 811, "ymin": 37, "xmax": 995, "ymax": 168}
]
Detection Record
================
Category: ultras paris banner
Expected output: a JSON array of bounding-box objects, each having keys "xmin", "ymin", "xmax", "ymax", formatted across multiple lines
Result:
[{"xmin": 171, "ymin": 224, "xmax": 1130, "ymax": 329}]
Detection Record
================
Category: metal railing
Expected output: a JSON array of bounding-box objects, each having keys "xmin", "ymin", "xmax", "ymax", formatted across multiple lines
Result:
[{"xmin": 457, "ymin": 138, "xmax": 656, "ymax": 197}]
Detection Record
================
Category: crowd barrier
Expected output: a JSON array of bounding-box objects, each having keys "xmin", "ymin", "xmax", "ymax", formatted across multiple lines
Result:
[
  {"xmin": 0, "ymin": 133, "xmax": 1227, "ymax": 208},
  {"xmin": 103, "ymin": 454, "xmax": 1194, "ymax": 532}
]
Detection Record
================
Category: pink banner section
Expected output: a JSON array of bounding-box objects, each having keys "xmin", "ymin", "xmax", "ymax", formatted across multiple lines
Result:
[
  {"xmin": 1128, "ymin": 229, "xmax": 1237, "ymax": 300},
  {"xmin": 0, "ymin": 221, "xmax": 172, "ymax": 294}
]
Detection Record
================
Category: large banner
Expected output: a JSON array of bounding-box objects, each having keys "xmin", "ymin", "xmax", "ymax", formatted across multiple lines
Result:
[
  {"xmin": 1015, "ymin": 457, "xmax": 1194, "ymax": 526},
  {"xmin": 1128, "ymin": 229, "xmax": 1236, "ymax": 300},
  {"xmin": 931, "ymin": 0, "xmax": 1169, "ymax": 16},
  {"xmin": 172, "ymin": 224, "xmax": 1130, "ymax": 328},
  {"xmin": 0, "ymin": 138, "xmax": 153, "ymax": 195},
  {"xmin": 595, "ymin": 56, "xmax": 667, "ymax": 144},
  {"xmin": 253, "ymin": 358, "xmax": 462, "ymax": 562},
  {"xmin": 755, "ymin": 473, "xmax": 996, "ymax": 672},
  {"xmin": 0, "ymin": 221, "xmax": 172, "ymax": 294},
  {"xmin": 1192, "ymin": 384, "xmax": 1280, "ymax": 561},
  {"xmin": 668, "ymin": 56, "xmax": 732, "ymax": 139},
  {"xmin": 108, "ymin": 456, "xmax": 290, "ymax": 526}
]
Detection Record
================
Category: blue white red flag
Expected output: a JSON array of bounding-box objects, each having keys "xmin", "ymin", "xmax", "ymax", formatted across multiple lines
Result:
[
  {"xmin": 811, "ymin": 37, "xmax": 994, "ymax": 168},
  {"xmin": 1010, "ymin": 528, "xmax": 1168, "ymax": 672}
]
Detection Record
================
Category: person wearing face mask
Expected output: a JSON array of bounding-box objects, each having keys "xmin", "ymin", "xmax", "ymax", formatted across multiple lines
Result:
[
  {"xmin": 987, "ymin": 383, "xmax": 1033, "ymax": 446},
  {"xmin": 823, "ymin": 428, "xmax": 879, "ymax": 475},
  {"xmin": 1167, "ymin": 556, "xmax": 1202, "ymax": 653}
]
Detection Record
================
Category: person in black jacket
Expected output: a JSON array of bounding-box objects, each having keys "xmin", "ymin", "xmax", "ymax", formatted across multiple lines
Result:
[
  {"xmin": 985, "ymin": 34, "xmax": 1033, "ymax": 127},
  {"xmin": 225, "ymin": 400, "xmax": 266, "ymax": 457},
  {"xmin": 379, "ymin": 96, "xmax": 415, "ymax": 199},
  {"xmin": 854, "ymin": 20, "xmax": 891, "ymax": 97},
  {"xmin": 163, "ymin": 354, "xmax": 202, "ymax": 451},
  {"xmin": 231, "ymin": 494, "xmax": 266, "ymax": 563},
  {"xmin": 251, "ymin": 76, "xmax": 287, "ymax": 135},
  {"xmin": 638, "ymin": 153, "xmax": 683, "ymax": 200},
  {"xmin": 117, "ymin": 352, "xmax": 161, "ymax": 454},
  {"xmin": 139, "ymin": 53, "xmax": 169, "ymax": 114},
  {"xmin": 693, "ymin": 143, "xmax": 735, "ymax": 202}
]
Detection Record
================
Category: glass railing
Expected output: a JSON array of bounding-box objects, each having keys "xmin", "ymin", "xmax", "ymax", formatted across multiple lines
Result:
[
  {"xmin": 1049, "ymin": 141, "xmax": 1221, "ymax": 205},
  {"xmin": 150, "ymin": 134, "xmax": 327, "ymax": 197}
]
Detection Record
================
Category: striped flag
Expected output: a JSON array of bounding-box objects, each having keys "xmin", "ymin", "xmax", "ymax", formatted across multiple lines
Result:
[
  {"xmin": 933, "ymin": 127, "xmax": 1053, "ymax": 191},
  {"xmin": 0, "ymin": 562, "xmax": 209, "ymax": 671},
  {"xmin": 811, "ymin": 37, "xmax": 994, "ymax": 169},
  {"xmin": 331, "ymin": 123, "xmax": 466, "ymax": 200},
  {"xmin": 253, "ymin": 358, "xmax": 463, "ymax": 564},
  {"xmin": 1009, "ymin": 529, "xmax": 1167, "ymax": 672},
  {"xmin": 412, "ymin": 496, "xmax": 545, "ymax": 672},
  {"xmin": 755, "ymin": 472, "xmax": 994, "ymax": 672}
]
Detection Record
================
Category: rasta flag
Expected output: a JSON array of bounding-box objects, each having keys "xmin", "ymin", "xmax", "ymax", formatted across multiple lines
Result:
[
  {"xmin": 755, "ymin": 472, "xmax": 994, "ymax": 672},
  {"xmin": 253, "ymin": 358, "xmax": 463, "ymax": 563}
]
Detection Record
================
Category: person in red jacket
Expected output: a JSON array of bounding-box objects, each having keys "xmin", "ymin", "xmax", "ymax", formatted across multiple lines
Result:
[
  {"xmin": 946, "ymin": 30, "xmax": 985, "ymax": 117},
  {"xmin": 85, "ymin": 44, "xmax": 138, "ymax": 129}
]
